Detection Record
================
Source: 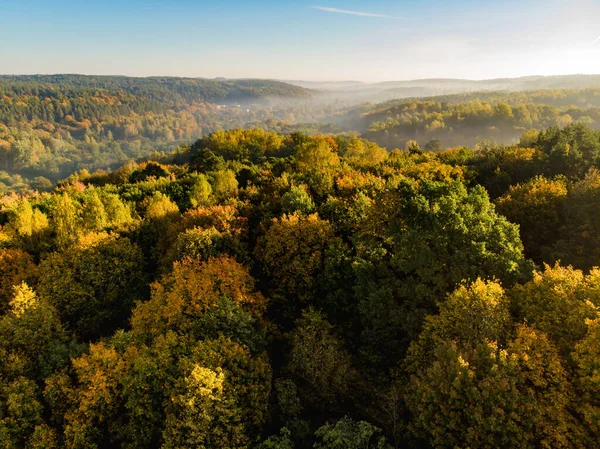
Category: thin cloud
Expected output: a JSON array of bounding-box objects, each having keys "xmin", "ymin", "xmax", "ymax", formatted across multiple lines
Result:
[
  {"xmin": 311, "ymin": 5, "xmax": 411, "ymax": 20},
  {"xmin": 593, "ymin": 36, "xmax": 600, "ymax": 44}
]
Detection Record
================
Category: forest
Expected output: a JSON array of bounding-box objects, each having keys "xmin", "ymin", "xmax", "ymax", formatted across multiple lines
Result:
[
  {"xmin": 345, "ymin": 88, "xmax": 600, "ymax": 149},
  {"xmin": 4, "ymin": 75, "xmax": 600, "ymax": 196},
  {"xmin": 3, "ymin": 121, "xmax": 600, "ymax": 448},
  {"xmin": 0, "ymin": 76, "xmax": 332, "ymax": 193}
]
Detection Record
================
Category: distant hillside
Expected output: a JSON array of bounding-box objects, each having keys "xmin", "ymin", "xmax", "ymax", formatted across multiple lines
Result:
[
  {"xmin": 3, "ymin": 73, "xmax": 600, "ymax": 193},
  {"xmin": 378, "ymin": 75, "xmax": 600, "ymax": 98},
  {"xmin": 0, "ymin": 75, "xmax": 313, "ymax": 105},
  {"xmin": 373, "ymin": 88, "xmax": 600, "ymax": 110},
  {"xmin": 308, "ymin": 75, "xmax": 600, "ymax": 103},
  {"xmin": 282, "ymin": 80, "xmax": 365, "ymax": 90},
  {"xmin": 0, "ymin": 75, "xmax": 317, "ymax": 193},
  {"xmin": 332, "ymin": 87, "xmax": 600, "ymax": 149}
]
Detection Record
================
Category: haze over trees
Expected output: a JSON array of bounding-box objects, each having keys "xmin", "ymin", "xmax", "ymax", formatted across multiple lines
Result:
[
  {"xmin": 4, "ymin": 74, "xmax": 600, "ymax": 194},
  {"xmin": 0, "ymin": 75, "xmax": 323, "ymax": 193}
]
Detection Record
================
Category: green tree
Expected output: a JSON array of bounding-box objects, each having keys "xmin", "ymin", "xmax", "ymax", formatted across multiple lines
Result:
[
  {"xmin": 313, "ymin": 416, "xmax": 392, "ymax": 449},
  {"xmin": 287, "ymin": 309, "xmax": 352, "ymax": 410},
  {"xmin": 281, "ymin": 184, "xmax": 315, "ymax": 215},
  {"xmin": 551, "ymin": 169, "xmax": 600, "ymax": 270},
  {"xmin": 405, "ymin": 140, "xmax": 422, "ymax": 155},
  {"xmin": 424, "ymin": 139, "xmax": 443, "ymax": 152},
  {"xmin": 167, "ymin": 226, "xmax": 246, "ymax": 268},
  {"xmin": 212, "ymin": 170, "xmax": 239, "ymax": 201},
  {"xmin": 257, "ymin": 428, "xmax": 294, "ymax": 449},
  {"xmin": 189, "ymin": 174, "xmax": 213, "ymax": 207},
  {"xmin": 38, "ymin": 234, "xmax": 145, "ymax": 340},
  {"xmin": 0, "ymin": 377, "xmax": 58, "ymax": 449},
  {"xmin": 355, "ymin": 179, "xmax": 531, "ymax": 369}
]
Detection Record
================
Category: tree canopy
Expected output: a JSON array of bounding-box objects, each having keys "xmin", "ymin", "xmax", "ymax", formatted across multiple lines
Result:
[{"xmin": 2, "ymin": 121, "xmax": 600, "ymax": 448}]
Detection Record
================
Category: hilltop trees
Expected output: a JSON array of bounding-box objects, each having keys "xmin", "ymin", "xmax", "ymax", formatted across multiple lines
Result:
[
  {"xmin": 2, "ymin": 125, "xmax": 600, "ymax": 447},
  {"xmin": 362, "ymin": 95, "xmax": 600, "ymax": 151}
]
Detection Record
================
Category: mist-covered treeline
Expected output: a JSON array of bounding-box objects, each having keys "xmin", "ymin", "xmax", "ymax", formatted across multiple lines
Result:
[
  {"xmin": 0, "ymin": 75, "xmax": 312, "ymax": 105},
  {"xmin": 0, "ymin": 77, "xmax": 342, "ymax": 192},
  {"xmin": 4, "ymin": 75, "xmax": 600, "ymax": 196},
  {"xmin": 348, "ymin": 89, "xmax": 600, "ymax": 149}
]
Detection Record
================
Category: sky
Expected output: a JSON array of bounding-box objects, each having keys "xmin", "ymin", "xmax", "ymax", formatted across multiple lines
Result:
[{"xmin": 1, "ymin": 0, "xmax": 600, "ymax": 82}]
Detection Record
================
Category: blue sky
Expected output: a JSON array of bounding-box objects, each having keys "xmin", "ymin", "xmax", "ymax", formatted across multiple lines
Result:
[{"xmin": 1, "ymin": 0, "xmax": 600, "ymax": 81}]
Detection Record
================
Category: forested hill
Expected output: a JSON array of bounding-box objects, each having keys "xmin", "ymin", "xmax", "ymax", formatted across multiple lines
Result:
[
  {"xmin": 290, "ymin": 74, "xmax": 600, "ymax": 103},
  {"xmin": 0, "ymin": 76, "xmax": 320, "ymax": 193},
  {"xmin": 0, "ymin": 75, "xmax": 313, "ymax": 105},
  {"xmin": 341, "ymin": 88, "xmax": 600, "ymax": 149},
  {"xmin": 375, "ymin": 87, "xmax": 600, "ymax": 109},
  {"xmin": 4, "ymin": 74, "xmax": 600, "ymax": 195},
  {"xmin": 371, "ymin": 74, "xmax": 600, "ymax": 95}
]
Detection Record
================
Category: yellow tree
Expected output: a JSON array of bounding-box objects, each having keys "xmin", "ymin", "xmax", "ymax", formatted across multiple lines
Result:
[
  {"xmin": 131, "ymin": 255, "xmax": 266, "ymax": 344},
  {"xmin": 407, "ymin": 326, "xmax": 575, "ymax": 448},
  {"xmin": 496, "ymin": 176, "xmax": 567, "ymax": 262},
  {"xmin": 52, "ymin": 192, "xmax": 81, "ymax": 247},
  {"xmin": 295, "ymin": 138, "xmax": 340, "ymax": 171},
  {"xmin": 255, "ymin": 213, "xmax": 335, "ymax": 319},
  {"xmin": 0, "ymin": 249, "xmax": 37, "ymax": 315},
  {"xmin": 211, "ymin": 170, "xmax": 239, "ymax": 201},
  {"xmin": 510, "ymin": 263, "xmax": 600, "ymax": 359},
  {"xmin": 574, "ymin": 317, "xmax": 600, "ymax": 440}
]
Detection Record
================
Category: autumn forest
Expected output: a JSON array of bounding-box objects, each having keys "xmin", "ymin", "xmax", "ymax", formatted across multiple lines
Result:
[{"xmin": 3, "ymin": 74, "xmax": 600, "ymax": 448}]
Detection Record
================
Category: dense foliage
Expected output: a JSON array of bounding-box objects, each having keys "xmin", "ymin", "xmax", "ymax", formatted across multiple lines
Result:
[
  {"xmin": 3, "ymin": 122, "xmax": 600, "ymax": 448},
  {"xmin": 0, "ymin": 76, "xmax": 331, "ymax": 193},
  {"xmin": 336, "ymin": 88, "xmax": 600, "ymax": 150},
  {"xmin": 0, "ymin": 75, "xmax": 312, "ymax": 105},
  {"xmin": 6, "ymin": 75, "xmax": 600, "ymax": 197}
]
